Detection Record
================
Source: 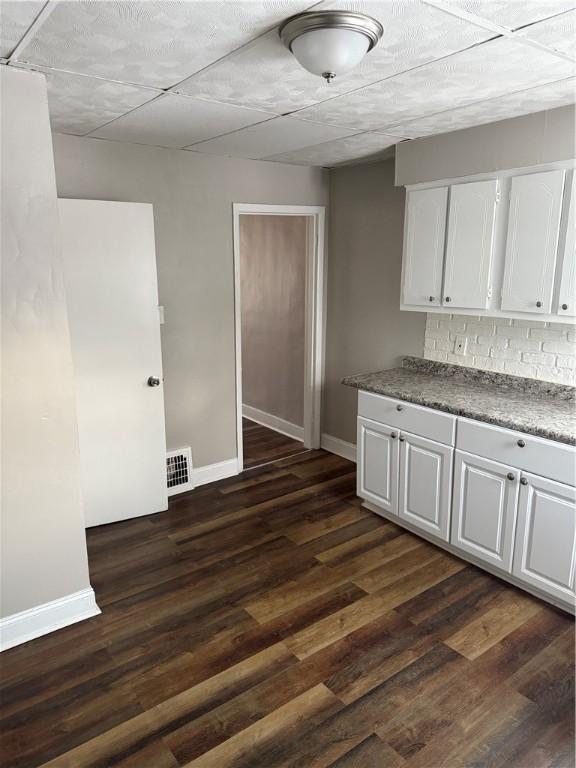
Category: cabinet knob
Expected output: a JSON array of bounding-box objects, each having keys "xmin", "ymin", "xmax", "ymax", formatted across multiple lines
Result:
[
  {"xmin": 390, "ymin": 432, "xmax": 398, "ymax": 440},
  {"xmin": 429, "ymin": 296, "xmax": 434, "ymax": 302},
  {"xmin": 562, "ymin": 303, "xmax": 568, "ymax": 311},
  {"xmin": 517, "ymin": 439, "xmax": 526, "ymax": 448},
  {"xmin": 396, "ymin": 404, "xmax": 403, "ymax": 412},
  {"xmin": 536, "ymin": 301, "xmax": 542, "ymax": 308},
  {"xmin": 399, "ymin": 435, "xmax": 405, "ymax": 442},
  {"xmin": 445, "ymin": 296, "xmax": 451, "ymax": 303},
  {"xmin": 507, "ymin": 472, "xmax": 515, "ymax": 481},
  {"xmin": 520, "ymin": 477, "xmax": 528, "ymax": 486}
]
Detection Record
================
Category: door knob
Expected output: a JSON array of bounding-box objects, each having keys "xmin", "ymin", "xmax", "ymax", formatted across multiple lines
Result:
[{"xmin": 147, "ymin": 376, "xmax": 161, "ymax": 387}]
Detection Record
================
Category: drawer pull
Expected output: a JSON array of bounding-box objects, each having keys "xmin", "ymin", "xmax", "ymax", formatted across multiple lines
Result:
[
  {"xmin": 507, "ymin": 472, "xmax": 515, "ymax": 481},
  {"xmin": 396, "ymin": 404, "xmax": 404, "ymax": 412},
  {"xmin": 390, "ymin": 432, "xmax": 398, "ymax": 440},
  {"xmin": 517, "ymin": 439, "xmax": 526, "ymax": 448},
  {"xmin": 520, "ymin": 477, "xmax": 528, "ymax": 486}
]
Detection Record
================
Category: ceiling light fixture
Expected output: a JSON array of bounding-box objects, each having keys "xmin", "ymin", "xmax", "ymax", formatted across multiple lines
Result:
[{"xmin": 279, "ymin": 10, "xmax": 383, "ymax": 83}]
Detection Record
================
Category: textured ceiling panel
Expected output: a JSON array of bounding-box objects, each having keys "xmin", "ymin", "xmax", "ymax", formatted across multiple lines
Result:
[
  {"xmin": 13, "ymin": 65, "xmax": 158, "ymax": 134},
  {"xmin": 187, "ymin": 116, "xmax": 357, "ymax": 158},
  {"xmin": 266, "ymin": 131, "xmax": 401, "ymax": 165},
  {"xmin": 16, "ymin": 0, "xmax": 314, "ymax": 88},
  {"xmin": 518, "ymin": 9, "xmax": 576, "ymax": 59},
  {"xmin": 90, "ymin": 93, "xmax": 276, "ymax": 147},
  {"xmin": 385, "ymin": 77, "xmax": 576, "ymax": 137},
  {"xmin": 297, "ymin": 37, "xmax": 575, "ymax": 131},
  {"xmin": 425, "ymin": 0, "xmax": 576, "ymax": 31},
  {"xmin": 0, "ymin": 0, "xmax": 45, "ymax": 57},
  {"xmin": 175, "ymin": 0, "xmax": 493, "ymax": 113}
]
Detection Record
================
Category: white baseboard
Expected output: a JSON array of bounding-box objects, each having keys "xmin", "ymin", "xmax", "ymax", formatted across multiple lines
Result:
[
  {"xmin": 242, "ymin": 404, "xmax": 304, "ymax": 442},
  {"xmin": 192, "ymin": 458, "xmax": 240, "ymax": 487},
  {"xmin": 321, "ymin": 433, "xmax": 357, "ymax": 463},
  {"xmin": 0, "ymin": 587, "xmax": 100, "ymax": 652}
]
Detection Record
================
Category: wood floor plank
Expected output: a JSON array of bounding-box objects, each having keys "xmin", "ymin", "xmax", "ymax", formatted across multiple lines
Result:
[{"xmin": 0, "ymin": 448, "xmax": 572, "ymax": 768}]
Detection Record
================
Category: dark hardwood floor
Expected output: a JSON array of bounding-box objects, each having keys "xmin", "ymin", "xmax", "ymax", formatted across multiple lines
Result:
[
  {"xmin": 0, "ymin": 450, "xmax": 574, "ymax": 767},
  {"xmin": 242, "ymin": 417, "xmax": 307, "ymax": 469}
]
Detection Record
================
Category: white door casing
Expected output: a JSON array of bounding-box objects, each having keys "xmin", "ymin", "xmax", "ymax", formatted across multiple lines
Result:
[
  {"xmin": 357, "ymin": 417, "xmax": 399, "ymax": 515},
  {"xmin": 402, "ymin": 187, "xmax": 448, "ymax": 307},
  {"xmin": 451, "ymin": 450, "xmax": 519, "ymax": 572},
  {"xmin": 59, "ymin": 199, "xmax": 168, "ymax": 527},
  {"xmin": 443, "ymin": 180, "xmax": 498, "ymax": 309},
  {"xmin": 501, "ymin": 169, "xmax": 565, "ymax": 314}
]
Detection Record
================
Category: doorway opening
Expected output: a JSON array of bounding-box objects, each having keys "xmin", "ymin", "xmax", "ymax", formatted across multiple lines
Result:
[{"xmin": 233, "ymin": 204, "xmax": 326, "ymax": 472}]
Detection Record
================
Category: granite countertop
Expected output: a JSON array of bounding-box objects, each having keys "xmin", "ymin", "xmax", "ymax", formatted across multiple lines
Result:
[{"xmin": 342, "ymin": 357, "xmax": 576, "ymax": 446}]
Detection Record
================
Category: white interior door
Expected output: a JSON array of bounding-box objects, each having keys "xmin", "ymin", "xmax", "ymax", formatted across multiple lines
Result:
[
  {"xmin": 443, "ymin": 180, "xmax": 498, "ymax": 309},
  {"xmin": 59, "ymin": 199, "xmax": 167, "ymax": 527}
]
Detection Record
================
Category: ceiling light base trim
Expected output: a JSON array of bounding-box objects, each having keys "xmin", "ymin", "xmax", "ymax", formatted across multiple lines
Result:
[{"xmin": 279, "ymin": 11, "xmax": 383, "ymax": 52}]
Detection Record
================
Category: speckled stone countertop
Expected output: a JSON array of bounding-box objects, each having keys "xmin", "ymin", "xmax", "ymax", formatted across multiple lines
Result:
[{"xmin": 342, "ymin": 357, "xmax": 576, "ymax": 446}]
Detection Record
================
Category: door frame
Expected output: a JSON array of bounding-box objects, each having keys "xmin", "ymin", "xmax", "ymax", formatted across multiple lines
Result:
[{"xmin": 232, "ymin": 203, "xmax": 327, "ymax": 472}]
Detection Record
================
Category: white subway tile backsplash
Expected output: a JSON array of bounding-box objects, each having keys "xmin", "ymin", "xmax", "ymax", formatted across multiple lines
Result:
[{"xmin": 423, "ymin": 314, "xmax": 575, "ymax": 385}]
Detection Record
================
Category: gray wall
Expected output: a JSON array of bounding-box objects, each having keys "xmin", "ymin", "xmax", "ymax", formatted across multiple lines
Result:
[
  {"xmin": 240, "ymin": 215, "xmax": 306, "ymax": 427},
  {"xmin": 396, "ymin": 105, "xmax": 575, "ymax": 186},
  {"xmin": 52, "ymin": 134, "xmax": 329, "ymax": 467},
  {"xmin": 1, "ymin": 68, "xmax": 92, "ymax": 618},
  {"xmin": 323, "ymin": 158, "xmax": 425, "ymax": 445}
]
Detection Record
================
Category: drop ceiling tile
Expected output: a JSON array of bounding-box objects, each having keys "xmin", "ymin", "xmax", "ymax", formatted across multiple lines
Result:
[
  {"xmin": 517, "ymin": 10, "xmax": 576, "ymax": 59},
  {"xmin": 0, "ymin": 0, "xmax": 45, "ymax": 58},
  {"xmin": 425, "ymin": 0, "xmax": 576, "ymax": 31},
  {"xmin": 15, "ymin": 0, "xmax": 314, "ymax": 89},
  {"xmin": 385, "ymin": 77, "xmax": 576, "ymax": 137},
  {"xmin": 266, "ymin": 131, "xmax": 401, "ymax": 166},
  {"xmin": 187, "ymin": 116, "xmax": 357, "ymax": 159},
  {"xmin": 90, "ymin": 93, "xmax": 276, "ymax": 148},
  {"xmin": 176, "ymin": 0, "xmax": 494, "ymax": 113},
  {"xmin": 13, "ymin": 64, "xmax": 159, "ymax": 135},
  {"xmin": 297, "ymin": 37, "xmax": 575, "ymax": 132}
]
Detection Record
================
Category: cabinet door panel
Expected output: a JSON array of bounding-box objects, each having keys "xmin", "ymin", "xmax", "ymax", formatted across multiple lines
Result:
[
  {"xmin": 557, "ymin": 174, "xmax": 576, "ymax": 317},
  {"xmin": 451, "ymin": 451, "xmax": 519, "ymax": 572},
  {"xmin": 402, "ymin": 187, "xmax": 447, "ymax": 307},
  {"xmin": 512, "ymin": 473, "xmax": 576, "ymax": 604},
  {"xmin": 398, "ymin": 432, "xmax": 452, "ymax": 541},
  {"xmin": 357, "ymin": 417, "xmax": 399, "ymax": 515},
  {"xmin": 443, "ymin": 180, "xmax": 498, "ymax": 309},
  {"xmin": 502, "ymin": 170, "xmax": 565, "ymax": 314}
]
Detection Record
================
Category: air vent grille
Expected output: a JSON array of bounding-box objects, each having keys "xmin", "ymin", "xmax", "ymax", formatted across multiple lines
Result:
[{"xmin": 166, "ymin": 447, "xmax": 194, "ymax": 496}]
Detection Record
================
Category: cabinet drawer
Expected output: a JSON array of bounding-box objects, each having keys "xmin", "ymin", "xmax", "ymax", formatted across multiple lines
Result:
[
  {"xmin": 457, "ymin": 418, "xmax": 576, "ymax": 486},
  {"xmin": 358, "ymin": 391, "xmax": 456, "ymax": 446}
]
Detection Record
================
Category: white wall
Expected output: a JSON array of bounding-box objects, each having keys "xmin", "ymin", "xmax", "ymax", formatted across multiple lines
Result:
[
  {"xmin": 52, "ymin": 134, "xmax": 329, "ymax": 468},
  {"xmin": 1, "ymin": 68, "xmax": 92, "ymax": 620}
]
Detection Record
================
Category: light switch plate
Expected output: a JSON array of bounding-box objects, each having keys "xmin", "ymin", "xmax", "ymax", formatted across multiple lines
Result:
[{"xmin": 455, "ymin": 335, "xmax": 468, "ymax": 355}]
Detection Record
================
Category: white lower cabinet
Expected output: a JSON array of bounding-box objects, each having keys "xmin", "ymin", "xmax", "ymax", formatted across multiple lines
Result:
[
  {"xmin": 356, "ymin": 391, "xmax": 576, "ymax": 611},
  {"xmin": 451, "ymin": 451, "xmax": 519, "ymax": 572},
  {"xmin": 512, "ymin": 473, "xmax": 576, "ymax": 604},
  {"xmin": 398, "ymin": 432, "xmax": 452, "ymax": 541}
]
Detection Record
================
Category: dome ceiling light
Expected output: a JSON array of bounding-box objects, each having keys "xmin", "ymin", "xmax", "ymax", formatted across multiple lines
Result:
[{"xmin": 279, "ymin": 10, "xmax": 383, "ymax": 83}]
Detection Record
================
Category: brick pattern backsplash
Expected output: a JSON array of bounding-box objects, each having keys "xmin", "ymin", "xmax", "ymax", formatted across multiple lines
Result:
[{"xmin": 424, "ymin": 314, "xmax": 576, "ymax": 386}]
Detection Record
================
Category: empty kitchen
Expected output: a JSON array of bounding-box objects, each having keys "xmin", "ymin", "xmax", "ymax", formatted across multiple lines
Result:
[{"xmin": 1, "ymin": 1, "xmax": 575, "ymax": 766}]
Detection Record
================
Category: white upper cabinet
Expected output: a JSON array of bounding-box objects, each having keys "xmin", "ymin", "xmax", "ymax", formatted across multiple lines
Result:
[
  {"xmin": 443, "ymin": 180, "xmax": 498, "ymax": 310},
  {"xmin": 402, "ymin": 187, "xmax": 447, "ymax": 307},
  {"xmin": 501, "ymin": 169, "xmax": 565, "ymax": 314},
  {"xmin": 557, "ymin": 174, "xmax": 576, "ymax": 318}
]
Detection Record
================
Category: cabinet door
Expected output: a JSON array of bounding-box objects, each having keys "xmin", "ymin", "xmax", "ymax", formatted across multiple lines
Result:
[
  {"xmin": 357, "ymin": 417, "xmax": 399, "ymax": 515},
  {"xmin": 557, "ymin": 174, "xmax": 576, "ymax": 317},
  {"xmin": 443, "ymin": 180, "xmax": 498, "ymax": 309},
  {"xmin": 402, "ymin": 187, "xmax": 447, "ymax": 307},
  {"xmin": 398, "ymin": 431, "xmax": 453, "ymax": 541},
  {"xmin": 501, "ymin": 170, "xmax": 565, "ymax": 314},
  {"xmin": 451, "ymin": 451, "xmax": 519, "ymax": 572},
  {"xmin": 512, "ymin": 472, "xmax": 576, "ymax": 604}
]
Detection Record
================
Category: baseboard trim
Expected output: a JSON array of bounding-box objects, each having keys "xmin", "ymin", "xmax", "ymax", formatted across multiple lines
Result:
[
  {"xmin": 321, "ymin": 433, "xmax": 357, "ymax": 463},
  {"xmin": 0, "ymin": 588, "xmax": 100, "ymax": 652},
  {"xmin": 192, "ymin": 458, "xmax": 240, "ymax": 487},
  {"xmin": 242, "ymin": 405, "xmax": 304, "ymax": 442}
]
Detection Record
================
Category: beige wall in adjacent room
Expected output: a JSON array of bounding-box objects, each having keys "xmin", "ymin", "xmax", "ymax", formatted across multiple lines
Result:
[
  {"xmin": 323, "ymin": 158, "xmax": 425, "ymax": 445},
  {"xmin": 240, "ymin": 215, "xmax": 307, "ymax": 427},
  {"xmin": 52, "ymin": 134, "xmax": 328, "ymax": 467},
  {"xmin": 1, "ymin": 68, "xmax": 92, "ymax": 618},
  {"xmin": 395, "ymin": 105, "xmax": 575, "ymax": 186}
]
